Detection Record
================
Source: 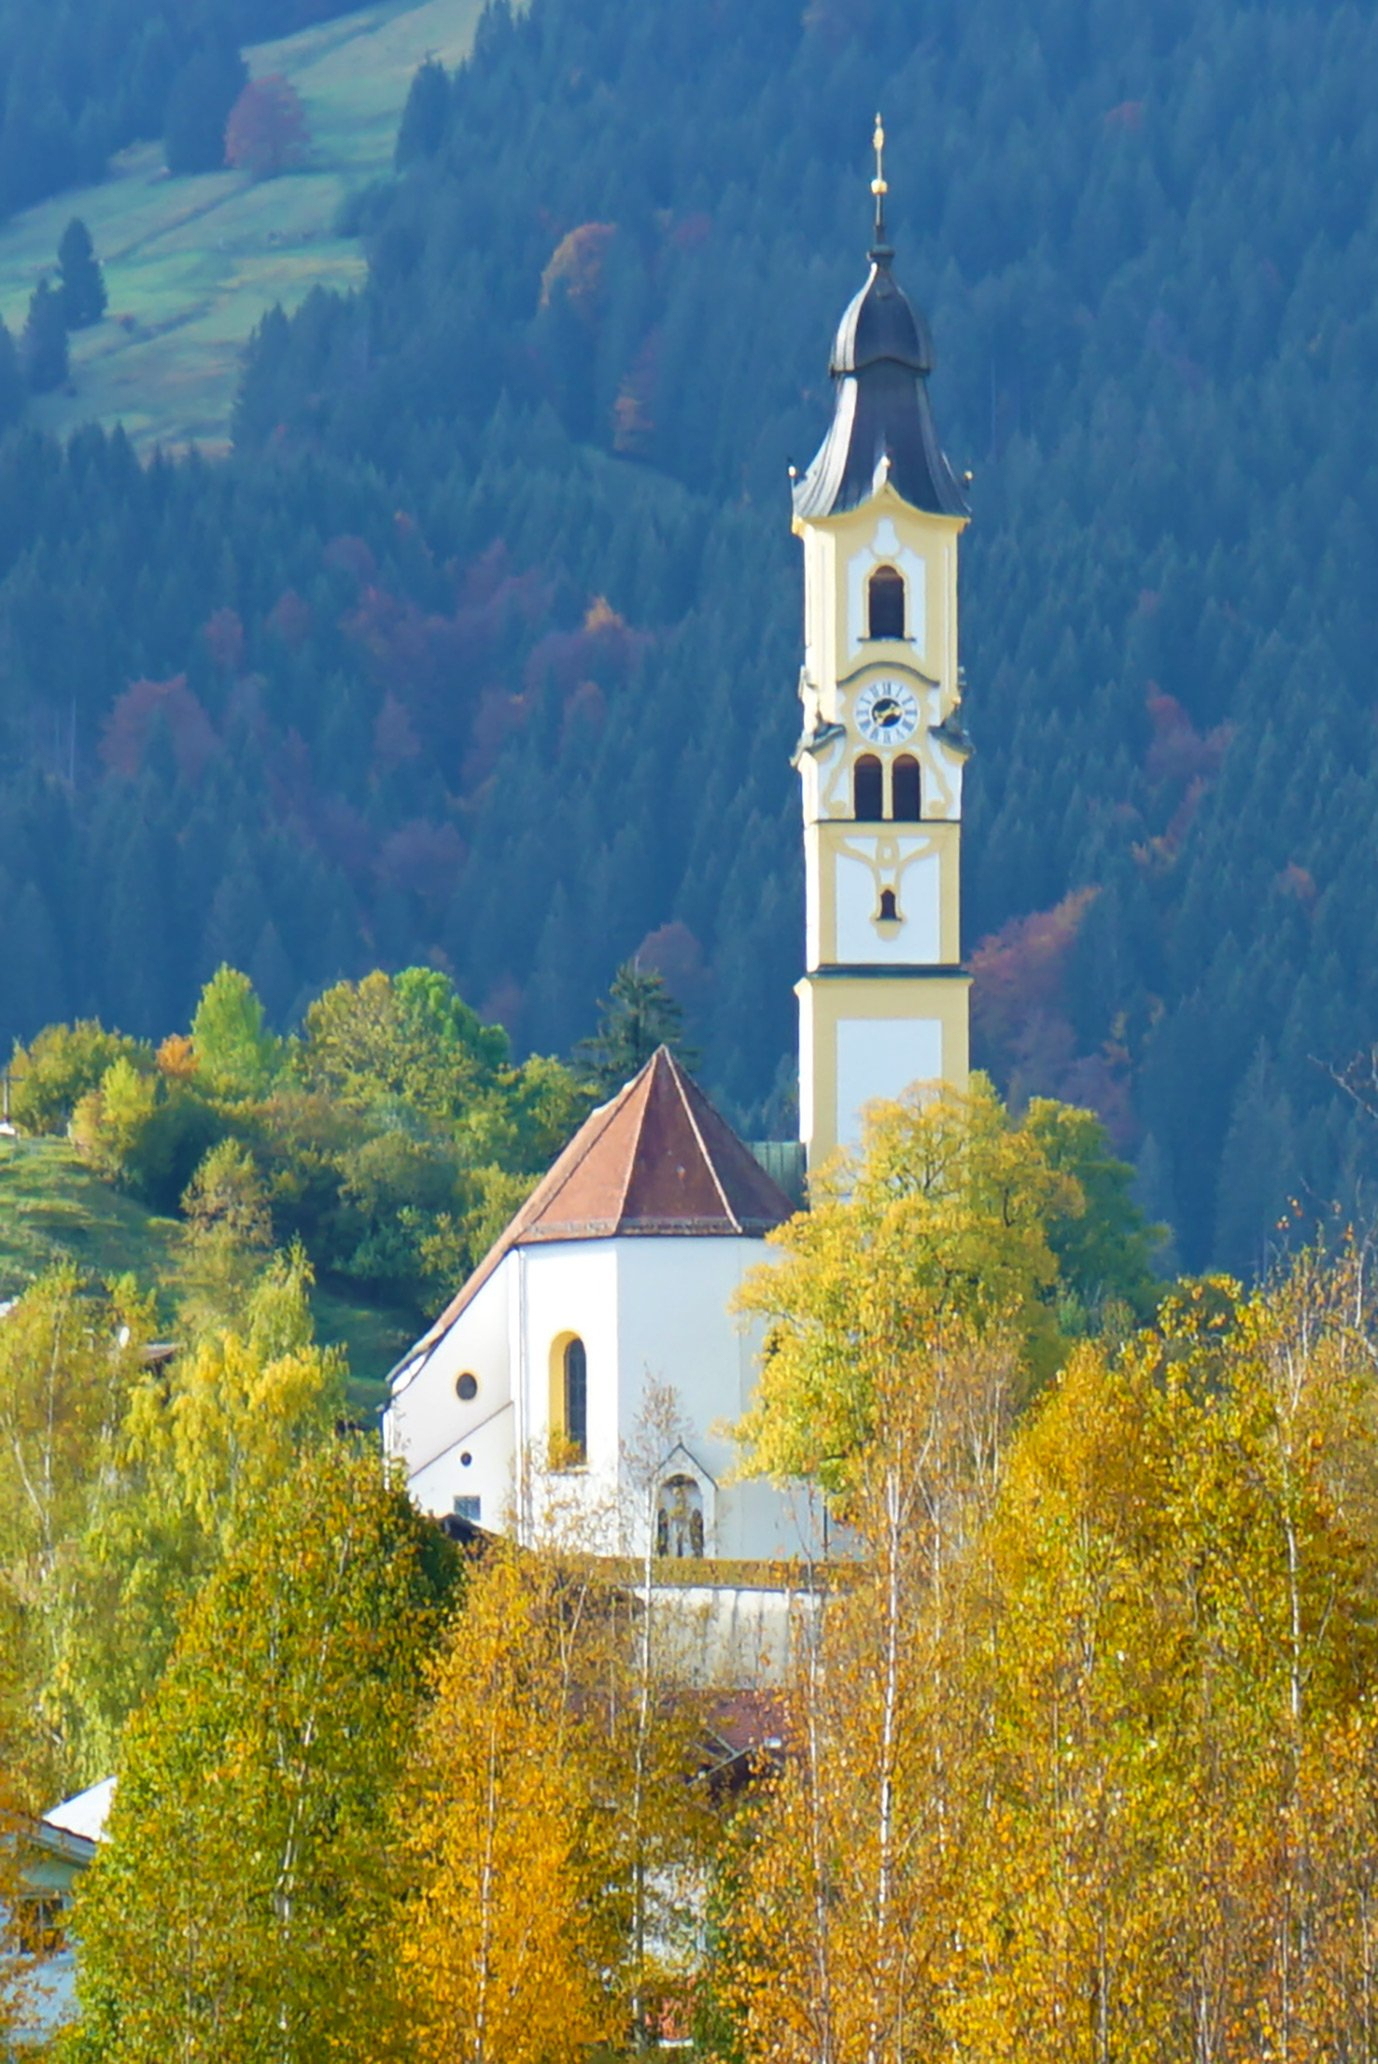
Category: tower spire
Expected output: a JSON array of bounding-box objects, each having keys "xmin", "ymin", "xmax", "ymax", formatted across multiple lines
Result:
[{"xmin": 870, "ymin": 112, "xmax": 890, "ymax": 261}]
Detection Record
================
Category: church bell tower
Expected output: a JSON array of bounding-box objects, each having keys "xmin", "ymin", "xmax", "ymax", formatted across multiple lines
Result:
[{"xmin": 792, "ymin": 119, "xmax": 972, "ymax": 1170}]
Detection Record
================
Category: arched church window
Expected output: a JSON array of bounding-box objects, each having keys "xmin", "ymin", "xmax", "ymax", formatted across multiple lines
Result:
[
  {"xmin": 657, "ymin": 1474, "xmax": 705, "ymax": 1559},
  {"xmin": 563, "ymin": 1338, "xmax": 587, "ymax": 1460},
  {"xmin": 854, "ymin": 754, "xmax": 884, "ymax": 820},
  {"xmin": 878, "ymin": 888, "xmax": 899, "ymax": 922},
  {"xmin": 893, "ymin": 755, "xmax": 922, "ymax": 821},
  {"xmin": 868, "ymin": 565, "xmax": 906, "ymax": 639}
]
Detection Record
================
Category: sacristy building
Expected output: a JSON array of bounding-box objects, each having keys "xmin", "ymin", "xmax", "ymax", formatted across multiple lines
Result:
[{"xmin": 384, "ymin": 141, "xmax": 973, "ymax": 1561}]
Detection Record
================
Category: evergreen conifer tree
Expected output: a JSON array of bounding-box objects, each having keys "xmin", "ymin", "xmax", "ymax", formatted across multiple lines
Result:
[
  {"xmin": 57, "ymin": 218, "xmax": 106, "ymax": 328},
  {"xmin": 21, "ymin": 279, "xmax": 67, "ymax": 393},
  {"xmin": 395, "ymin": 57, "xmax": 449, "ymax": 168},
  {"xmin": 575, "ymin": 960, "xmax": 697, "ymax": 1094},
  {"xmin": 0, "ymin": 318, "xmax": 24, "ymax": 432}
]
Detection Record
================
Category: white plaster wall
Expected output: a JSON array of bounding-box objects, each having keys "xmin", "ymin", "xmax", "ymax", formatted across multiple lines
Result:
[
  {"xmin": 384, "ymin": 1264, "xmax": 514, "ymax": 1525},
  {"xmin": 613, "ymin": 1237, "xmax": 805, "ymax": 1561},
  {"xmin": 408, "ymin": 1402, "xmax": 515, "ymax": 1527},
  {"xmin": 846, "ymin": 517, "xmax": 926, "ymax": 660},
  {"xmin": 836, "ymin": 1017, "xmax": 944, "ymax": 1151},
  {"xmin": 517, "ymin": 1240, "xmax": 623, "ymax": 1543},
  {"xmin": 836, "ymin": 842, "xmax": 939, "ymax": 964}
]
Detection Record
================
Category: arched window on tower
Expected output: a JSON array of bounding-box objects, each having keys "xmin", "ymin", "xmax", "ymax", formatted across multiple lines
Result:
[
  {"xmin": 563, "ymin": 1337, "xmax": 587, "ymax": 1460},
  {"xmin": 878, "ymin": 888, "xmax": 899, "ymax": 922},
  {"xmin": 868, "ymin": 565, "xmax": 906, "ymax": 640},
  {"xmin": 854, "ymin": 754, "xmax": 884, "ymax": 820},
  {"xmin": 893, "ymin": 754, "xmax": 922, "ymax": 821}
]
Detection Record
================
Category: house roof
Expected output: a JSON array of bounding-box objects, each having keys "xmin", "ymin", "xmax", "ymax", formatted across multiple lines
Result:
[
  {"xmin": 394, "ymin": 1048, "xmax": 795, "ymax": 1376},
  {"xmin": 32, "ymin": 1775, "xmax": 115, "ymax": 1861}
]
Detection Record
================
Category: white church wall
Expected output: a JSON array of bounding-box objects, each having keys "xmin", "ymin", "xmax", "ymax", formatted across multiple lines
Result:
[
  {"xmin": 835, "ymin": 841, "xmax": 940, "ymax": 964},
  {"xmin": 517, "ymin": 1239, "xmax": 622, "ymax": 1542},
  {"xmin": 836, "ymin": 1016, "xmax": 943, "ymax": 1151},
  {"xmin": 384, "ymin": 1263, "xmax": 514, "ymax": 1525},
  {"xmin": 612, "ymin": 1237, "xmax": 808, "ymax": 1562}
]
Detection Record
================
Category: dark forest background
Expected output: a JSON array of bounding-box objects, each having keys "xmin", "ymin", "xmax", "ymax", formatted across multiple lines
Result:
[{"xmin": 1, "ymin": 0, "xmax": 1377, "ymax": 1273}]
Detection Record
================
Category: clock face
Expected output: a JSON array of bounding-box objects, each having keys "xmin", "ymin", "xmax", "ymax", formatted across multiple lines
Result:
[{"xmin": 855, "ymin": 678, "xmax": 920, "ymax": 746}]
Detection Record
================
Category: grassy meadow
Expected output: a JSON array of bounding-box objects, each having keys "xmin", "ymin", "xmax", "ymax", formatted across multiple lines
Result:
[
  {"xmin": 0, "ymin": 0, "xmax": 487, "ymax": 453},
  {"xmin": 0, "ymin": 1134, "xmax": 411, "ymax": 1406}
]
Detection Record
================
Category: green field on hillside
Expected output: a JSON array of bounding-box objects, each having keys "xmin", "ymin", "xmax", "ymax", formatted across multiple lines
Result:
[
  {"xmin": 0, "ymin": 0, "xmax": 486, "ymax": 454},
  {"xmin": 0, "ymin": 1135, "xmax": 411, "ymax": 1406}
]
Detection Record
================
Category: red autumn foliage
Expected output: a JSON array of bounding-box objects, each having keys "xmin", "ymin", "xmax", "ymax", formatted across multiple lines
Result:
[
  {"xmin": 224, "ymin": 75, "xmax": 310, "ymax": 179},
  {"xmin": 461, "ymin": 687, "xmax": 530, "ymax": 789},
  {"xmin": 1278, "ymin": 862, "xmax": 1318, "ymax": 909},
  {"xmin": 970, "ymin": 888, "xmax": 1099, "ymax": 1057},
  {"xmin": 269, "ymin": 588, "xmax": 312, "ymax": 647},
  {"xmin": 100, "ymin": 675, "xmax": 218, "ymax": 784},
  {"xmin": 376, "ymin": 820, "xmax": 465, "ymax": 913},
  {"xmin": 1144, "ymin": 684, "xmax": 1233, "ymax": 788},
  {"xmin": 323, "ymin": 534, "xmax": 377, "ymax": 584},
  {"xmin": 634, "ymin": 920, "xmax": 711, "ymax": 1020}
]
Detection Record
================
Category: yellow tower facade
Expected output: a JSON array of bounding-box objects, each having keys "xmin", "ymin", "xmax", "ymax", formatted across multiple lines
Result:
[{"xmin": 793, "ymin": 127, "xmax": 972, "ymax": 1170}]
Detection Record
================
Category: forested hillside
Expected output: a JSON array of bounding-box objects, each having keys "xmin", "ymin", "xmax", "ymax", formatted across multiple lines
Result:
[{"xmin": 2, "ymin": 0, "xmax": 1377, "ymax": 1270}]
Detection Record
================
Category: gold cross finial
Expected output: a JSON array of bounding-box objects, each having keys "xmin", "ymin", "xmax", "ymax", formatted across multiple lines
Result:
[{"xmin": 871, "ymin": 113, "xmax": 888, "ymax": 244}]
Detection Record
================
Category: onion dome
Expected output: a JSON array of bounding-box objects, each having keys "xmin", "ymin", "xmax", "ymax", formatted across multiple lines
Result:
[{"xmin": 793, "ymin": 120, "xmax": 968, "ymax": 523}]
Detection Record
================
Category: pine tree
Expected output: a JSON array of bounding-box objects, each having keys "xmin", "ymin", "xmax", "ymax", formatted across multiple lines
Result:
[
  {"xmin": 395, "ymin": 57, "xmax": 449, "ymax": 169},
  {"xmin": 0, "ymin": 318, "xmax": 24, "ymax": 432},
  {"xmin": 574, "ymin": 960, "xmax": 696, "ymax": 1094},
  {"xmin": 21, "ymin": 279, "xmax": 67, "ymax": 394},
  {"xmin": 57, "ymin": 218, "xmax": 106, "ymax": 329}
]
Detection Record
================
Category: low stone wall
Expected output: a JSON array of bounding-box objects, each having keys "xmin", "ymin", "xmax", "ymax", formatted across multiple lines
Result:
[{"xmin": 640, "ymin": 1579, "xmax": 820, "ymax": 1687}]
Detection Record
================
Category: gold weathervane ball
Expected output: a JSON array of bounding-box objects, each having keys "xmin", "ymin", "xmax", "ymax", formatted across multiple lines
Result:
[{"xmin": 871, "ymin": 113, "xmax": 888, "ymax": 200}]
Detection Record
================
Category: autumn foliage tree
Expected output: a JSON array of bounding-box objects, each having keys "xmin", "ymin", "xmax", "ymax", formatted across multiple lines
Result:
[
  {"xmin": 397, "ymin": 1544, "xmax": 622, "ymax": 2064},
  {"xmin": 70, "ymin": 1447, "xmax": 459, "ymax": 2063},
  {"xmin": 224, "ymin": 75, "xmax": 310, "ymax": 178},
  {"xmin": 719, "ymin": 1244, "xmax": 1378, "ymax": 2064}
]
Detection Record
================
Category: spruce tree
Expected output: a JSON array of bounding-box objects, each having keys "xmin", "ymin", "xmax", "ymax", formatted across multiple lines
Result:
[
  {"xmin": 21, "ymin": 279, "xmax": 67, "ymax": 393},
  {"xmin": 0, "ymin": 319, "xmax": 23, "ymax": 432},
  {"xmin": 575, "ymin": 960, "xmax": 697, "ymax": 1095},
  {"xmin": 57, "ymin": 217, "xmax": 106, "ymax": 328}
]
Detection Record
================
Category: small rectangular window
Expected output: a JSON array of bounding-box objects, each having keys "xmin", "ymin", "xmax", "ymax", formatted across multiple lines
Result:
[{"xmin": 453, "ymin": 1495, "xmax": 481, "ymax": 1523}]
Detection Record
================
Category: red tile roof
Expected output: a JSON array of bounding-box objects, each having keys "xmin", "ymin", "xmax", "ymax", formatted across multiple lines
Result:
[{"xmin": 401, "ymin": 1048, "xmax": 795, "ymax": 1357}]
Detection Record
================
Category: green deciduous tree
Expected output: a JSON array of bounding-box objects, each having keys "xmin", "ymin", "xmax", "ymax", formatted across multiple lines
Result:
[
  {"xmin": 70, "ymin": 1446, "xmax": 460, "ymax": 2064},
  {"xmin": 0, "ymin": 1267, "xmax": 152, "ymax": 1796},
  {"xmin": 189, "ymin": 964, "xmax": 279, "ymax": 1099},
  {"xmin": 734, "ymin": 1077, "xmax": 1080, "ymax": 1488},
  {"xmin": 9, "ymin": 1023, "xmax": 144, "ymax": 1136}
]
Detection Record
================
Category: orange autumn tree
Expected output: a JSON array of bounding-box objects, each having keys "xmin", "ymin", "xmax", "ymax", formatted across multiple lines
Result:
[
  {"xmin": 719, "ymin": 1245, "xmax": 1378, "ymax": 2064},
  {"xmin": 397, "ymin": 1544, "xmax": 622, "ymax": 2064}
]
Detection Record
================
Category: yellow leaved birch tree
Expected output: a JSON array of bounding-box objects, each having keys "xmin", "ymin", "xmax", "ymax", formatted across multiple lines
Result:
[{"xmin": 398, "ymin": 1543, "xmax": 621, "ymax": 2064}]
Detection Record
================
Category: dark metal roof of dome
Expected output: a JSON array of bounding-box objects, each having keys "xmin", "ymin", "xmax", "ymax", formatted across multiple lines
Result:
[
  {"xmin": 794, "ymin": 240, "xmax": 969, "ymax": 524},
  {"xmin": 830, "ymin": 249, "xmax": 934, "ymax": 376}
]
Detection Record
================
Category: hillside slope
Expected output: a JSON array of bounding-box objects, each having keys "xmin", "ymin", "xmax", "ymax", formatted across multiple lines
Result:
[
  {"xmin": 0, "ymin": 0, "xmax": 486, "ymax": 451},
  {"xmin": 0, "ymin": 1136, "xmax": 411, "ymax": 1397},
  {"xmin": 2, "ymin": 0, "xmax": 1378, "ymax": 1277}
]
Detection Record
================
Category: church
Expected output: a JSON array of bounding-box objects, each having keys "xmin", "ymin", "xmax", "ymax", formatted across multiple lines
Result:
[{"xmin": 382, "ymin": 124, "xmax": 972, "ymax": 1560}]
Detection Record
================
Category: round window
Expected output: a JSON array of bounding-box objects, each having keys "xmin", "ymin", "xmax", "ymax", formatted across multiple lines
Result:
[{"xmin": 456, "ymin": 1372, "xmax": 478, "ymax": 1402}]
